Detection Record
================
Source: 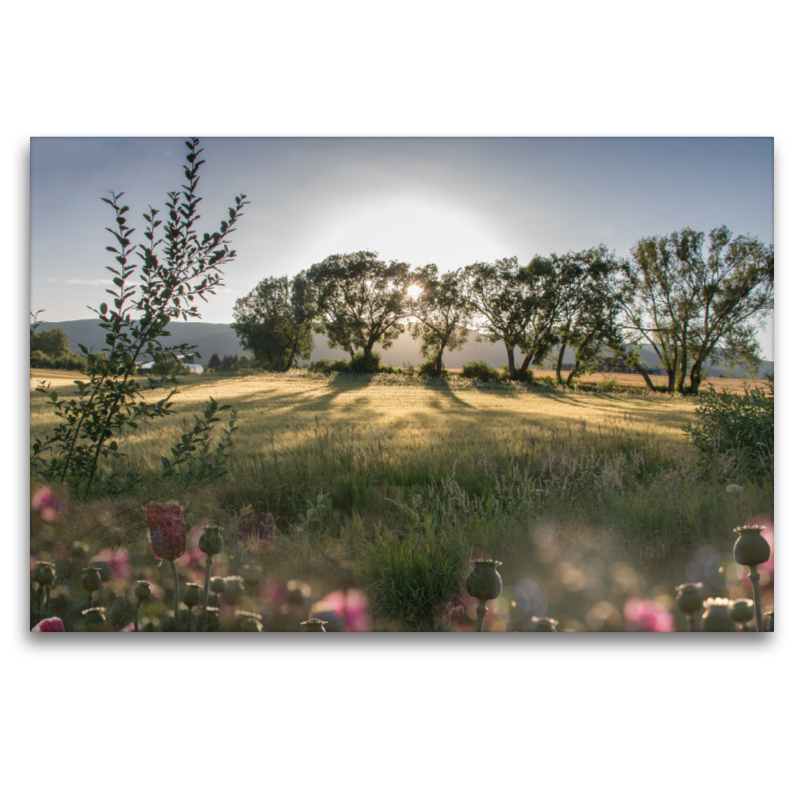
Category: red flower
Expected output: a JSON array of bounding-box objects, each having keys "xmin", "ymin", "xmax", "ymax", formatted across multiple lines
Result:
[
  {"xmin": 145, "ymin": 503, "xmax": 187, "ymax": 561},
  {"xmin": 32, "ymin": 617, "xmax": 65, "ymax": 632}
]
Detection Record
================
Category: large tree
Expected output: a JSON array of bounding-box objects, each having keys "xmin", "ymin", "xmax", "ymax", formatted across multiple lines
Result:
[
  {"xmin": 463, "ymin": 256, "xmax": 560, "ymax": 380},
  {"xmin": 407, "ymin": 265, "xmax": 470, "ymax": 375},
  {"xmin": 552, "ymin": 247, "xmax": 628, "ymax": 386},
  {"xmin": 31, "ymin": 327, "xmax": 70, "ymax": 359},
  {"xmin": 306, "ymin": 251, "xmax": 410, "ymax": 359},
  {"xmin": 232, "ymin": 274, "xmax": 315, "ymax": 371},
  {"xmin": 619, "ymin": 226, "xmax": 773, "ymax": 394}
]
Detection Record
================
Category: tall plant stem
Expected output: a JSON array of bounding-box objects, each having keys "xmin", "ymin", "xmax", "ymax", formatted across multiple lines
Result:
[
  {"xmin": 170, "ymin": 560, "xmax": 182, "ymax": 632},
  {"xmin": 686, "ymin": 613, "xmax": 695, "ymax": 632},
  {"xmin": 135, "ymin": 599, "xmax": 142, "ymax": 632},
  {"xmin": 202, "ymin": 557, "xmax": 213, "ymax": 633},
  {"xmin": 749, "ymin": 566, "xmax": 764, "ymax": 632},
  {"xmin": 476, "ymin": 601, "xmax": 487, "ymax": 633},
  {"xmin": 35, "ymin": 588, "xmax": 42, "ymax": 624},
  {"xmin": 44, "ymin": 586, "xmax": 51, "ymax": 619}
]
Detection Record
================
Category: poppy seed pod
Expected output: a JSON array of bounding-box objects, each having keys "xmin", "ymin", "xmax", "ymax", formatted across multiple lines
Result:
[
  {"xmin": 530, "ymin": 617, "xmax": 559, "ymax": 632},
  {"xmin": 107, "ymin": 596, "xmax": 127, "ymax": 627},
  {"xmin": 235, "ymin": 611, "xmax": 263, "ymax": 632},
  {"xmin": 210, "ymin": 577, "xmax": 226, "ymax": 595},
  {"xmin": 300, "ymin": 618, "xmax": 327, "ymax": 632},
  {"xmin": 134, "ymin": 581, "xmax": 152, "ymax": 601},
  {"xmin": 730, "ymin": 598, "xmax": 755, "ymax": 624},
  {"xmin": 732, "ymin": 525, "xmax": 770, "ymax": 568},
  {"xmin": 466, "ymin": 559, "xmax": 503, "ymax": 603},
  {"xmin": 198, "ymin": 525, "xmax": 224, "ymax": 557},
  {"xmin": 764, "ymin": 611, "xmax": 774, "ymax": 632},
  {"xmin": 195, "ymin": 608, "xmax": 220, "ymax": 632},
  {"xmin": 181, "ymin": 583, "xmax": 202, "ymax": 609},
  {"xmin": 33, "ymin": 561, "xmax": 57, "ymax": 587},
  {"xmin": 80, "ymin": 567, "xmax": 102, "ymax": 594},
  {"xmin": 82, "ymin": 607, "xmax": 106, "ymax": 631},
  {"xmin": 223, "ymin": 576, "xmax": 245, "ymax": 603},
  {"xmin": 676, "ymin": 583, "xmax": 704, "ymax": 615},
  {"xmin": 701, "ymin": 598, "xmax": 736, "ymax": 632}
]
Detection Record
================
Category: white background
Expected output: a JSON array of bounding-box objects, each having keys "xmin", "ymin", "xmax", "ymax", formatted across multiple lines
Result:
[{"xmin": 5, "ymin": 2, "xmax": 794, "ymax": 798}]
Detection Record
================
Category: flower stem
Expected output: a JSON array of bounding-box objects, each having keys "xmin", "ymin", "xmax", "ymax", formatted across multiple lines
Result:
[
  {"xmin": 44, "ymin": 586, "xmax": 51, "ymax": 619},
  {"xmin": 749, "ymin": 566, "xmax": 763, "ymax": 632},
  {"xmin": 202, "ymin": 556, "xmax": 213, "ymax": 633},
  {"xmin": 476, "ymin": 601, "xmax": 487, "ymax": 632},
  {"xmin": 135, "ymin": 599, "xmax": 141, "ymax": 633},
  {"xmin": 35, "ymin": 588, "xmax": 42, "ymax": 624},
  {"xmin": 170, "ymin": 559, "xmax": 182, "ymax": 632}
]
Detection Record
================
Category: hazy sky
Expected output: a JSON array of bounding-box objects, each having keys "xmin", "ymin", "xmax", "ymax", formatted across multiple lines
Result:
[{"xmin": 30, "ymin": 136, "xmax": 774, "ymax": 360}]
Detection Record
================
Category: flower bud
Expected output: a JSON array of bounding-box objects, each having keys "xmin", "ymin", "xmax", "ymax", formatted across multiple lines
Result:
[
  {"xmin": 732, "ymin": 525, "xmax": 770, "ymax": 568},
  {"xmin": 145, "ymin": 503, "xmax": 187, "ymax": 562},
  {"xmin": 466, "ymin": 559, "xmax": 502, "ymax": 603},
  {"xmin": 235, "ymin": 611, "xmax": 263, "ymax": 632},
  {"xmin": 701, "ymin": 598, "xmax": 736, "ymax": 632},
  {"xmin": 198, "ymin": 525, "xmax": 224, "ymax": 557},
  {"xmin": 33, "ymin": 561, "xmax": 57, "ymax": 587},
  {"xmin": 82, "ymin": 607, "xmax": 106, "ymax": 631},
  {"xmin": 730, "ymin": 598, "xmax": 755, "ymax": 624},
  {"xmin": 181, "ymin": 583, "xmax": 202, "ymax": 609},
  {"xmin": 107, "ymin": 596, "xmax": 127, "ymax": 627},
  {"xmin": 675, "ymin": 583, "xmax": 704, "ymax": 615},
  {"xmin": 300, "ymin": 618, "xmax": 327, "ymax": 632},
  {"xmin": 81, "ymin": 566, "xmax": 102, "ymax": 594},
  {"xmin": 134, "ymin": 581, "xmax": 152, "ymax": 601}
]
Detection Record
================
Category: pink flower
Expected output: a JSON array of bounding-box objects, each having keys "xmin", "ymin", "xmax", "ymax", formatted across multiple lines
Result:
[
  {"xmin": 120, "ymin": 622, "xmax": 149, "ymax": 632},
  {"xmin": 95, "ymin": 548, "xmax": 131, "ymax": 580},
  {"xmin": 145, "ymin": 503, "xmax": 186, "ymax": 561},
  {"xmin": 312, "ymin": 589, "xmax": 372, "ymax": 632},
  {"xmin": 32, "ymin": 486, "xmax": 66, "ymax": 522},
  {"xmin": 624, "ymin": 598, "xmax": 674, "ymax": 632},
  {"xmin": 32, "ymin": 617, "xmax": 65, "ymax": 632}
]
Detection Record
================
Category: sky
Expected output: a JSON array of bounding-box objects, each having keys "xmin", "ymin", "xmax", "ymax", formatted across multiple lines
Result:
[{"xmin": 30, "ymin": 136, "xmax": 774, "ymax": 360}]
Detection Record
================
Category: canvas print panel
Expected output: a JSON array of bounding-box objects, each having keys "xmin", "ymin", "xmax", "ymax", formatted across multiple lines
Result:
[{"xmin": 30, "ymin": 137, "xmax": 774, "ymax": 632}]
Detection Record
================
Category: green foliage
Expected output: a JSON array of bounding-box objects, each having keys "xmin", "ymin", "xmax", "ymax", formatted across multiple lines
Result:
[
  {"xmin": 159, "ymin": 398, "xmax": 239, "ymax": 488},
  {"xmin": 308, "ymin": 358, "xmax": 350, "ymax": 374},
  {"xmin": 417, "ymin": 358, "xmax": 449, "ymax": 379},
  {"xmin": 349, "ymin": 351, "xmax": 384, "ymax": 374},
  {"xmin": 684, "ymin": 376, "xmax": 773, "ymax": 480},
  {"xmin": 461, "ymin": 360, "xmax": 501, "ymax": 382},
  {"xmin": 31, "ymin": 327, "xmax": 70, "ymax": 359},
  {"xmin": 232, "ymin": 274, "xmax": 315, "ymax": 371},
  {"xmin": 30, "ymin": 138, "xmax": 247, "ymax": 498}
]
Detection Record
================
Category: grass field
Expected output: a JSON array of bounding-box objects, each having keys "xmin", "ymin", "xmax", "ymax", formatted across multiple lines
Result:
[{"xmin": 29, "ymin": 369, "xmax": 773, "ymax": 631}]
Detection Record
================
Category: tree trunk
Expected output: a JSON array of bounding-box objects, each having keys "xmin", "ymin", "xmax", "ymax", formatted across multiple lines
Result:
[
  {"xmin": 517, "ymin": 352, "xmax": 533, "ymax": 381},
  {"xmin": 506, "ymin": 346, "xmax": 516, "ymax": 379},
  {"xmin": 555, "ymin": 343, "xmax": 567, "ymax": 384},
  {"xmin": 688, "ymin": 362, "xmax": 703, "ymax": 395},
  {"xmin": 633, "ymin": 364, "xmax": 656, "ymax": 391},
  {"xmin": 435, "ymin": 347, "xmax": 444, "ymax": 376}
]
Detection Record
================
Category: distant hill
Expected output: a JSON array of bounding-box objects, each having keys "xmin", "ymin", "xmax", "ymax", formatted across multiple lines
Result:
[{"xmin": 36, "ymin": 319, "xmax": 774, "ymax": 378}]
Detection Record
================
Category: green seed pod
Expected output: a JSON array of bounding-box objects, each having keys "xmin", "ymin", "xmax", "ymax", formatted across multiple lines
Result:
[
  {"xmin": 89, "ymin": 561, "xmax": 113, "ymax": 583},
  {"xmin": 223, "ymin": 576, "xmax": 245, "ymax": 603},
  {"xmin": 235, "ymin": 611, "xmax": 263, "ymax": 632},
  {"xmin": 82, "ymin": 607, "xmax": 106, "ymax": 632},
  {"xmin": 530, "ymin": 617, "xmax": 559, "ymax": 632},
  {"xmin": 466, "ymin": 559, "xmax": 503, "ymax": 603},
  {"xmin": 161, "ymin": 616, "xmax": 178, "ymax": 632},
  {"xmin": 107, "ymin": 596, "xmax": 127, "ymax": 627},
  {"xmin": 675, "ymin": 583, "xmax": 704, "ymax": 615},
  {"xmin": 33, "ymin": 561, "xmax": 57, "ymax": 587},
  {"xmin": 210, "ymin": 577, "xmax": 226, "ymax": 595},
  {"xmin": 730, "ymin": 598, "xmax": 755, "ymax": 624},
  {"xmin": 300, "ymin": 618, "xmax": 327, "ymax": 632},
  {"xmin": 701, "ymin": 599, "xmax": 736, "ymax": 632},
  {"xmin": 80, "ymin": 567, "xmax": 102, "ymax": 594},
  {"xmin": 764, "ymin": 611, "xmax": 774, "ymax": 632},
  {"xmin": 194, "ymin": 608, "xmax": 220, "ymax": 632},
  {"xmin": 732, "ymin": 525, "xmax": 771, "ymax": 568},
  {"xmin": 181, "ymin": 583, "xmax": 202, "ymax": 609},
  {"xmin": 134, "ymin": 581, "xmax": 152, "ymax": 602},
  {"xmin": 198, "ymin": 525, "xmax": 224, "ymax": 557}
]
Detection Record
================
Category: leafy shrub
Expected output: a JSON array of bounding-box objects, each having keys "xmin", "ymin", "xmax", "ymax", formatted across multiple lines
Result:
[
  {"xmin": 417, "ymin": 358, "xmax": 448, "ymax": 379},
  {"xmin": 349, "ymin": 352, "xmax": 384, "ymax": 374},
  {"xmin": 684, "ymin": 376, "xmax": 774, "ymax": 480},
  {"xmin": 308, "ymin": 359, "xmax": 349, "ymax": 374},
  {"xmin": 461, "ymin": 360, "xmax": 500, "ymax": 382},
  {"xmin": 536, "ymin": 375, "xmax": 557, "ymax": 386}
]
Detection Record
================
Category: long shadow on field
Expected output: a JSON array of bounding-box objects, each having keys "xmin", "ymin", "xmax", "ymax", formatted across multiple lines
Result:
[{"xmin": 421, "ymin": 381, "xmax": 474, "ymax": 409}]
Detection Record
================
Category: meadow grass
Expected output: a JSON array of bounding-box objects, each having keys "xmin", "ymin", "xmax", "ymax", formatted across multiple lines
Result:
[{"xmin": 30, "ymin": 370, "xmax": 773, "ymax": 629}]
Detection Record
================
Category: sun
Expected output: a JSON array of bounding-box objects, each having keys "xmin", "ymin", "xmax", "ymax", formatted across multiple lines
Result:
[{"xmin": 407, "ymin": 284, "xmax": 423, "ymax": 300}]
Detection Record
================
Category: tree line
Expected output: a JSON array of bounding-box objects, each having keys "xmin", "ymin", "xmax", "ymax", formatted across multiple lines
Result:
[{"xmin": 231, "ymin": 226, "xmax": 772, "ymax": 394}]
